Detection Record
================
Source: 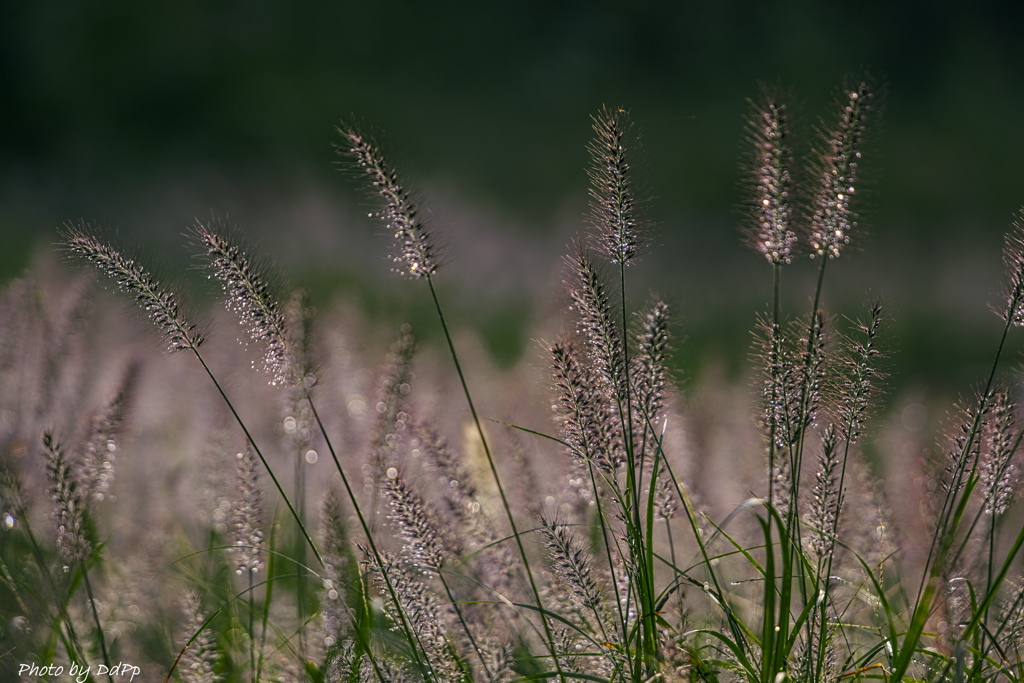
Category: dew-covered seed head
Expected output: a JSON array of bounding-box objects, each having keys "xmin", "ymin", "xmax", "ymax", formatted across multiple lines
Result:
[
  {"xmin": 62, "ymin": 223, "xmax": 204, "ymax": 353},
  {"xmin": 336, "ymin": 125, "xmax": 439, "ymax": 279},
  {"xmin": 744, "ymin": 88, "xmax": 797, "ymax": 265},
  {"xmin": 808, "ymin": 79, "xmax": 877, "ymax": 260}
]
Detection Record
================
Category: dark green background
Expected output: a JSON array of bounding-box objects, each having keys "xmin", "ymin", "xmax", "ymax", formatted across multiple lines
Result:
[{"xmin": 3, "ymin": 1, "xmax": 1023, "ymax": 390}]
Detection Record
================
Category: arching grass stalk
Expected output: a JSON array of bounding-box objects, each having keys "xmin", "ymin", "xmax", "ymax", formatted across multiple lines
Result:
[
  {"xmin": 63, "ymin": 228, "xmax": 407, "ymax": 678},
  {"xmin": 890, "ymin": 216, "xmax": 1024, "ymax": 681},
  {"xmin": 581, "ymin": 104, "xmax": 663, "ymax": 675},
  {"xmin": 62, "ymin": 228, "xmax": 323, "ymax": 573},
  {"xmin": 191, "ymin": 349, "xmax": 324, "ymax": 570},
  {"xmin": 190, "ymin": 220, "xmax": 429, "ymax": 679},
  {"xmin": 303, "ymin": 392, "xmax": 435, "ymax": 681},
  {"xmin": 339, "ymin": 125, "xmax": 566, "ymax": 680},
  {"xmin": 424, "ymin": 276, "xmax": 566, "ymax": 680}
]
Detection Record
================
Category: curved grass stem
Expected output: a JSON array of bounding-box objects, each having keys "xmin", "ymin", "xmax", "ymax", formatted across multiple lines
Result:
[{"xmin": 425, "ymin": 274, "xmax": 567, "ymax": 683}]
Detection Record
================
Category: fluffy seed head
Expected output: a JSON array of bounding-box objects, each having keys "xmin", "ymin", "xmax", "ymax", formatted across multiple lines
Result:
[
  {"xmin": 807, "ymin": 424, "xmax": 841, "ymax": 557},
  {"xmin": 62, "ymin": 224, "xmax": 204, "ymax": 352},
  {"xmin": 179, "ymin": 591, "xmax": 218, "ymax": 683},
  {"xmin": 337, "ymin": 125, "xmax": 439, "ymax": 278},
  {"xmin": 757, "ymin": 314, "xmax": 828, "ymax": 449},
  {"xmin": 979, "ymin": 391, "xmax": 1019, "ymax": 516},
  {"xmin": 550, "ymin": 339, "xmax": 623, "ymax": 473},
  {"xmin": 996, "ymin": 210, "xmax": 1024, "ymax": 326},
  {"xmin": 319, "ymin": 486, "xmax": 354, "ymax": 645},
  {"xmin": 370, "ymin": 553, "xmax": 462, "ymax": 682},
  {"xmin": 809, "ymin": 79, "xmax": 876, "ymax": 260},
  {"xmin": 587, "ymin": 106, "xmax": 645, "ymax": 265},
  {"xmin": 832, "ymin": 302, "xmax": 885, "ymax": 444},
  {"xmin": 632, "ymin": 299, "xmax": 671, "ymax": 423},
  {"xmin": 653, "ymin": 458, "xmax": 679, "ymax": 522},
  {"xmin": 745, "ymin": 88, "xmax": 797, "ymax": 265},
  {"xmin": 192, "ymin": 220, "xmax": 291, "ymax": 386},
  {"xmin": 942, "ymin": 392, "xmax": 991, "ymax": 495},
  {"xmin": 537, "ymin": 515, "xmax": 604, "ymax": 614},
  {"xmin": 385, "ymin": 471, "xmax": 457, "ymax": 570},
  {"xmin": 367, "ymin": 326, "xmax": 415, "ymax": 489},
  {"xmin": 568, "ymin": 247, "xmax": 626, "ymax": 401}
]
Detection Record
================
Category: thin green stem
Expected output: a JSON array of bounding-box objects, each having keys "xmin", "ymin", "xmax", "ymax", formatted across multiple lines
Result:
[
  {"xmin": 586, "ymin": 459, "xmax": 628, "ymax": 642},
  {"xmin": 248, "ymin": 571, "xmax": 256, "ymax": 683},
  {"xmin": 16, "ymin": 512, "xmax": 90, "ymax": 669},
  {"xmin": 81, "ymin": 563, "xmax": 113, "ymax": 683},
  {"xmin": 191, "ymin": 350, "xmax": 324, "ymax": 569},
  {"xmin": 791, "ymin": 255, "xmax": 828, "ymax": 536},
  {"xmin": 437, "ymin": 570, "xmax": 491, "ymax": 680},
  {"xmin": 294, "ymin": 438, "xmax": 307, "ymax": 662},
  {"xmin": 257, "ymin": 523, "xmax": 275, "ymax": 683},
  {"xmin": 303, "ymin": 392, "xmax": 430, "ymax": 681},
  {"xmin": 768, "ymin": 262, "xmax": 782, "ymax": 511},
  {"xmin": 912, "ymin": 314, "xmax": 1012, "ymax": 611},
  {"xmin": 425, "ymin": 274, "xmax": 566, "ymax": 683}
]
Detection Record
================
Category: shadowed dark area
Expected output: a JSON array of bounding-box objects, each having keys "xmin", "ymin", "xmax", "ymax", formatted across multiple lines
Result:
[{"xmin": 3, "ymin": 1, "xmax": 1023, "ymax": 387}]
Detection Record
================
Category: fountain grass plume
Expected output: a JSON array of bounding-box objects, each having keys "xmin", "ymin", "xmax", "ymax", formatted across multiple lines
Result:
[
  {"xmin": 32, "ymin": 77, "xmax": 1024, "ymax": 682},
  {"xmin": 996, "ymin": 209, "xmax": 1024, "ymax": 326},
  {"xmin": 550, "ymin": 339, "xmax": 621, "ymax": 474},
  {"xmin": 336, "ymin": 123, "xmax": 439, "ymax": 279},
  {"xmin": 190, "ymin": 219, "xmax": 291, "ymax": 386},
  {"xmin": 62, "ymin": 225, "xmax": 324, "ymax": 571},
  {"xmin": 808, "ymin": 77, "xmax": 878, "ymax": 261},
  {"xmin": 339, "ymin": 118, "xmax": 569, "ymax": 681},
  {"xmin": 62, "ymin": 223, "xmax": 205, "ymax": 353},
  {"xmin": 587, "ymin": 106, "xmax": 646, "ymax": 266},
  {"xmin": 567, "ymin": 246, "xmax": 627, "ymax": 405},
  {"xmin": 744, "ymin": 85, "xmax": 797, "ymax": 266}
]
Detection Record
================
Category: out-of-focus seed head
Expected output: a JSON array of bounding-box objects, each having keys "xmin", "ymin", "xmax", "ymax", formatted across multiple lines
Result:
[
  {"xmin": 79, "ymin": 365, "xmax": 136, "ymax": 503},
  {"xmin": 232, "ymin": 446, "xmax": 264, "ymax": 575},
  {"xmin": 179, "ymin": 591, "xmax": 218, "ymax": 683},
  {"xmin": 384, "ymin": 471, "xmax": 457, "ymax": 570},
  {"xmin": 42, "ymin": 432, "xmax": 92, "ymax": 565},
  {"xmin": 979, "ymin": 391, "xmax": 1020, "ymax": 516}
]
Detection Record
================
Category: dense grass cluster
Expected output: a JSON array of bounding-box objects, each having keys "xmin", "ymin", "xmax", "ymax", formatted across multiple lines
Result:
[{"xmin": 4, "ymin": 78, "xmax": 1024, "ymax": 682}]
